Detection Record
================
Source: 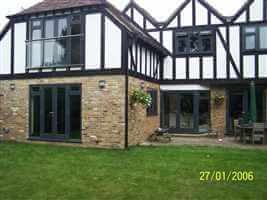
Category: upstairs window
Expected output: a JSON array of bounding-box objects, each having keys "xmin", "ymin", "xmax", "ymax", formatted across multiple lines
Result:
[
  {"xmin": 175, "ymin": 30, "xmax": 214, "ymax": 56},
  {"xmin": 242, "ymin": 25, "xmax": 267, "ymax": 52},
  {"xmin": 27, "ymin": 15, "xmax": 84, "ymax": 69},
  {"xmin": 147, "ymin": 89, "xmax": 158, "ymax": 116}
]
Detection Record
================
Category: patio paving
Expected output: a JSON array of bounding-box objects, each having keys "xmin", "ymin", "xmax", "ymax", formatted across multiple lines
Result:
[{"xmin": 142, "ymin": 136, "xmax": 267, "ymax": 150}]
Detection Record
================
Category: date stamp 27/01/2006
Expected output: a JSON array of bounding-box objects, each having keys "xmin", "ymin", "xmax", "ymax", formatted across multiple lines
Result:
[{"xmin": 200, "ymin": 171, "xmax": 254, "ymax": 182}]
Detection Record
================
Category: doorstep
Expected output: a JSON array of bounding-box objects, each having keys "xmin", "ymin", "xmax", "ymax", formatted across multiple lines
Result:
[{"xmin": 169, "ymin": 133, "xmax": 209, "ymax": 137}]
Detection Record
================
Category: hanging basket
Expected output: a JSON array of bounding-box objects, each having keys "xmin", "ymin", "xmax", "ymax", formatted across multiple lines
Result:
[
  {"xmin": 130, "ymin": 89, "xmax": 152, "ymax": 109},
  {"xmin": 214, "ymin": 95, "xmax": 224, "ymax": 106}
]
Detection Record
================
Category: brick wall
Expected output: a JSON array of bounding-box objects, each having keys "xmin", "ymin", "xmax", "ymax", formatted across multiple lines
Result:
[
  {"xmin": 128, "ymin": 77, "xmax": 160, "ymax": 146},
  {"xmin": 0, "ymin": 76, "xmax": 126, "ymax": 148},
  {"xmin": 210, "ymin": 87, "xmax": 227, "ymax": 137}
]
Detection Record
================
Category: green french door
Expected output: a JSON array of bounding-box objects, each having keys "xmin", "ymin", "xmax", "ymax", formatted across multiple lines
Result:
[
  {"xmin": 30, "ymin": 84, "xmax": 81, "ymax": 140},
  {"xmin": 163, "ymin": 92, "xmax": 199, "ymax": 133}
]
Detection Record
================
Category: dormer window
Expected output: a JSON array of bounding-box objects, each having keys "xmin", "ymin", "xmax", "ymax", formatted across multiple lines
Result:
[
  {"xmin": 26, "ymin": 15, "xmax": 84, "ymax": 69},
  {"xmin": 175, "ymin": 30, "xmax": 214, "ymax": 56}
]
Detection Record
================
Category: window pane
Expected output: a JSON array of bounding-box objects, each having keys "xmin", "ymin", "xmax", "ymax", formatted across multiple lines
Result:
[
  {"xmin": 44, "ymin": 40, "xmax": 55, "ymax": 66},
  {"xmin": 71, "ymin": 37, "xmax": 81, "ymax": 64},
  {"xmin": 32, "ymin": 29, "xmax": 41, "ymax": 40},
  {"xmin": 57, "ymin": 88, "xmax": 65, "ymax": 135},
  {"xmin": 32, "ymin": 20, "xmax": 41, "ymax": 27},
  {"xmin": 177, "ymin": 37, "xmax": 187, "ymax": 53},
  {"xmin": 245, "ymin": 35, "xmax": 256, "ymax": 50},
  {"xmin": 44, "ymin": 88, "xmax": 53, "ymax": 134},
  {"xmin": 189, "ymin": 33, "xmax": 200, "ymax": 53},
  {"xmin": 31, "ymin": 95, "xmax": 40, "ymax": 136},
  {"xmin": 201, "ymin": 37, "xmax": 212, "ymax": 52},
  {"xmin": 54, "ymin": 39, "xmax": 68, "ymax": 65},
  {"xmin": 245, "ymin": 27, "xmax": 256, "ymax": 33},
  {"xmin": 180, "ymin": 94, "xmax": 194, "ymax": 129},
  {"xmin": 71, "ymin": 15, "xmax": 81, "ymax": 35},
  {"xmin": 58, "ymin": 18, "xmax": 68, "ymax": 37},
  {"xmin": 199, "ymin": 93, "xmax": 210, "ymax": 132},
  {"xmin": 70, "ymin": 94, "xmax": 81, "ymax": 139},
  {"xmin": 260, "ymin": 26, "xmax": 267, "ymax": 49},
  {"xmin": 31, "ymin": 41, "xmax": 42, "ymax": 67},
  {"xmin": 45, "ymin": 20, "xmax": 54, "ymax": 38}
]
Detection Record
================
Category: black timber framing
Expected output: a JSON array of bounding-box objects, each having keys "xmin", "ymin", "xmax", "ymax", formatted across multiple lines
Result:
[
  {"xmin": 231, "ymin": 0, "xmax": 254, "ymax": 23},
  {"xmin": 122, "ymin": 31, "xmax": 129, "ymax": 149},
  {"xmin": 264, "ymin": 0, "xmax": 267, "ymax": 21},
  {"xmin": 216, "ymin": 28, "xmax": 241, "ymax": 78},
  {"xmin": 10, "ymin": 21, "xmax": 15, "ymax": 75},
  {"xmin": 226, "ymin": 26, "xmax": 230, "ymax": 79},
  {"xmin": 192, "ymin": 0, "xmax": 196, "ymax": 27},
  {"xmin": 122, "ymin": 0, "xmax": 159, "ymax": 30},
  {"xmin": 0, "ymin": 22, "xmax": 11, "ymax": 41},
  {"xmin": 163, "ymin": 0, "xmax": 191, "ymax": 29},
  {"xmin": 101, "ymin": 11, "xmax": 105, "ymax": 69},
  {"xmin": 199, "ymin": 56, "xmax": 203, "ymax": 80}
]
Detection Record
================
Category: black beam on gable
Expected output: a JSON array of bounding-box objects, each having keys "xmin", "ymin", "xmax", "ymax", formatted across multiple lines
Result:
[
  {"xmin": 163, "ymin": 0, "xmax": 191, "ymax": 29},
  {"xmin": 10, "ymin": 21, "xmax": 15, "ymax": 75},
  {"xmin": 0, "ymin": 22, "xmax": 11, "ymax": 41},
  {"xmin": 198, "ymin": 0, "xmax": 227, "ymax": 24},
  {"xmin": 216, "ymin": 28, "xmax": 241, "ymax": 78},
  {"xmin": 192, "ymin": 0, "xmax": 196, "ymax": 26},
  {"xmin": 100, "ymin": 12, "xmax": 105, "ymax": 70},
  {"xmin": 231, "ymin": 0, "xmax": 254, "ymax": 23}
]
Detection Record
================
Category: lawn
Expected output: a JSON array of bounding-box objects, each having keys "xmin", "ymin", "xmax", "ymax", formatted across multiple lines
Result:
[{"xmin": 0, "ymin": 142, "xmax": 267, "ymax": 200}]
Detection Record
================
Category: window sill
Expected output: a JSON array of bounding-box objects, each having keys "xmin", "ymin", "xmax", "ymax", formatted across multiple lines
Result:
[{"xmin": 28, "ymin": 137, "xmax": 82, "ymax": 144}]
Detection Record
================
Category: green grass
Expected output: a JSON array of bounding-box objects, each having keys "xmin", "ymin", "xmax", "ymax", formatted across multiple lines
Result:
[{"xmin": 0, "ymin": 142, "xmax": 267, "ymax": 200}]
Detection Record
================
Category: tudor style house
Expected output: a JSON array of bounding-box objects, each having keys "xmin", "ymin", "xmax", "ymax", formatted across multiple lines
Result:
[{"xmin": 0, "ymin": 0, "xmax": 267, "ymax": 148}]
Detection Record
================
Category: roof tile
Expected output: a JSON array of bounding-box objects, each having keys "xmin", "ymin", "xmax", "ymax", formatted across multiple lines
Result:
[{"xmin": 16, "ymin": 0, "xmax": 105, "ymax": 15}]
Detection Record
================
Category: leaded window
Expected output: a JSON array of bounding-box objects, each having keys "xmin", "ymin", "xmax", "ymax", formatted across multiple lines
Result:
[{"xmin": 175, "ymin": 30, "xmax": 214, "ymax": 56}]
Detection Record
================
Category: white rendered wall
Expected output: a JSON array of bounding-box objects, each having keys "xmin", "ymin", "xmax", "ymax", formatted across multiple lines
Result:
[
  {"xmin": 141, "ymin": 47, "xmax": 146, "ymax": 75},
  {"xmin": 149, "ymin": 32, "xmax": 160, "ymax": 42},
  {"xmin": 189, "ymin": 57, "xmax": 200, "ymax": 79},
  {"xmin": 133, "ymin": 9, "xmax": 144, "ymax": 28},
  {"xmin": 243, "ymin": 55, "xmax": 255, "ymax": 78},
  {"xmin": 128, "ymin": 49, "xmax": 131, "ymax": 69},
  {"xmin": 163, "ymin": 30, "xmax": 173, "ymax": 53},
  {"xmin": 85, "ymin": 14, "xmax": 101, "ymax": 69},
  {"xmin": 235, "ymin": 12, "xmax": 246, "ymax": 23},
  {"xmin": 216, "ymin": 28, "xmax": 227, "ymax": 79},
  {"xmin": 203, "ymin": 57, "xmax": 213, "ymax": 79},
  {"xmin": 164, "ymin": 56, "xmax": 173, "ymax": 79},
  {"xmin": 146, "ymin": 20, "xmax": 155, "ymax": 29},
  {"xmin": 229, "ymin": 26, "xmax": 240, "ymax": 79},
  {"xmin": 167, "ymin": 17, "xmax": 177, "ymax": 28},
  {"xmin": 14, "ymin": 22, "xmax": 26, "ymax": 74},
  {"xmin": 176, "ymin": 58, "xmax": 186, "ymax": 79},
  {"xmin": 196, "ymin": 1, "xmax": 208, "ymax": 25},
  {"xmin": 105, "ymin": 17, "xmax": 121, "ymax": 69},
  {"xmin": 147, "ymin": 49, "xmax": 151, "ymax": 77},
  {"xmin": 250, "ymin": 0, "xmax": 263, "ymax": 21},
  {"xmin": 181, "ymin": 1, "xmax": 192, "ymax": 27},
  {"xmin": 160, "ymin": 85, "xmax": 209, "ymax": 91},
  {"xmin": 259, "ymin": 55, "xmax": 267, "ymax": 78},
  {"xmin": 211, "ymin": 15, "xmax": 222, "ymax": 25},
  {"xmin": 0, "ymin": 29, "xmax": 11, "ymax": 74}
]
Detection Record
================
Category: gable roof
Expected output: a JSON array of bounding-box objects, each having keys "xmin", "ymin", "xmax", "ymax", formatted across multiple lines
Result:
[
  {"xmin": 105, "ymin": 2, "xmax": 169, "ymax": 55},
  {"xmin": 13, "ymin": 0, "xmax": 105, "ymax": 16},
  {"xmin": 124, "ymin": 0, "xmax": 253, "ymax": 27}
]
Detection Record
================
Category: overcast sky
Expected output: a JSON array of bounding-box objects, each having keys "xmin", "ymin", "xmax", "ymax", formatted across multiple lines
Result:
[{"xmin": 0, "ymin": 0, "xmax": 247, "ymax": 30}]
